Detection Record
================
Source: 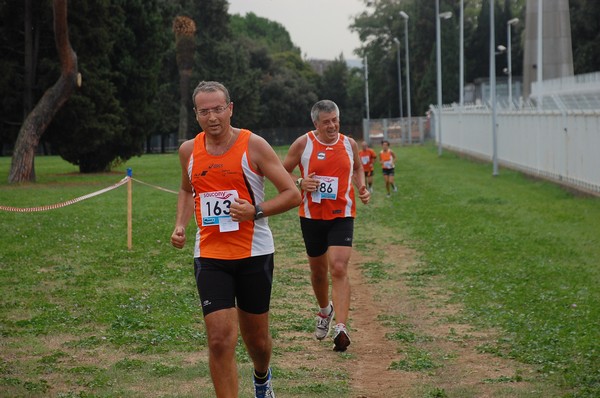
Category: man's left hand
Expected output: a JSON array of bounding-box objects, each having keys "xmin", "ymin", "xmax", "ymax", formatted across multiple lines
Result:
[{"xmin": 358, "ymin": 185, "xmax": 370, "ymax": 204}]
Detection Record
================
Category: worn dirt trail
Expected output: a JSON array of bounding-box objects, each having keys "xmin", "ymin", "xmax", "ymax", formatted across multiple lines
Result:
[{"xmin": 338, "ymin": 245, "xmax": 541, "ymax": 398}]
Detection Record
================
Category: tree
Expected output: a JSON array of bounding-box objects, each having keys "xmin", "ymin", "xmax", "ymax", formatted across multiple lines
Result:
[
  {"xmin": 349, "ymin": 0, "xmax": 529, "ymax": 115},
  {"xmin": 228, "ymin": 10, "xmax": 319, "ymax": 130},
  {"xmin": 321, "ymin": 54, "xmax": 350, "ymax": 111},
  {"xmin": 570, "ymin": 0, "xmax": 600, "ymax": 74},
  {"xmin": 258, "ymin": 51, "xmax": 319, "ymax": 128},
  {"xmin": 44, "ymin": 0, "xmax": 170, "ymax": 173},
  {"xmin": 8, "ymin": 0, "xmax": 79, "ymax": 183},
  {"xmin": 409, "ymin": 0, "xmax": 436, "ymax": 114},
  {"xmin": 351, "ymin": 0, "xmax": 416, "ymax": 117},
  {"xmin": 173, "ymin": 15, "xmax": 196, "ymax": 145},
  {"xmin": 333, "ymin": 66, "xmax": 366, "ymax": 131},
  {"xmin": 230, "ymin": 12, "xmax": 300, "ymax": 54}
]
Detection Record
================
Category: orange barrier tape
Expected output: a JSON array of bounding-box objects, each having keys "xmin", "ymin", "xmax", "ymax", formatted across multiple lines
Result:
[{"xmin": 0, "ymin": 177, "xmax": 130, "ymax": 213}]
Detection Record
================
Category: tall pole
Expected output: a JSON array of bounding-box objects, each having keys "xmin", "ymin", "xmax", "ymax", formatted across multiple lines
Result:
[
  {"xmin": 364, "ymin": 55, "xmax": 370, "ymax": 140},
  {"xmin": 436, "ymin": 0, "xmax": 443, "ymax": 156},
  {"xmin": 393, "ymin": 38, "xmax": 404, "ymax": 143},
  {"xmin": 490, "ymin": 0, "xmax": 499, "ymax": 176},
  {"xmin": 459, "ymin": 0, "xmax": 464, "ymax": 109},
  {"xmin": 126, "ymin": 168, "xmax": 133, "ymax": 250},
  {"xmin": 436, "ymin": 2, "xmax": 452, "ymax": 156},
  {"xmin": 537, "ymin": 0, "xmax": 543, "ymax": 109},
  {"xmin": 507, "ymin": 18, "xmax": 519, "ymax": 108},
  {"xmin": 508, "ymin": 22, "xmax": 513, "ymax": 108},
  {"xmin": 400, "ymin": 11, "xmax": 412, "ymax": 145}
]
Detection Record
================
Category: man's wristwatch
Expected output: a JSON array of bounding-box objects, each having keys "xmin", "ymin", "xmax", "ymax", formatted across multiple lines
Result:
[
  {"xmin": 295, "ymin": 177, "xmax": 303, "ymax": 189},
  {"xmin": 254, "ymin": 204, "xmax": 265, "ymax": 220}
]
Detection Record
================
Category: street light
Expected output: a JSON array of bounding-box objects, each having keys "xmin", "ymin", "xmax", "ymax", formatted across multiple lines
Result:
[
  {"xmin": 436, "ymin": 0, "xmax": 452, "ymax": 156},
  {"xmin": 507, "ymin": 18, "xmax": 519, "ymax": 108},
  {"xmin": 400, "ymin": 11, "xmax": 412, "ymax": 144},
  {"xmin": 490, "ymin": 0, "xmax": 498, "ymax": 176},
  {"xmin": 364, "ymin": 55, "xmax": 370, "ymax": 136},
  {"xmin": 537, "ymin": 0, "xmax": 543, "ymax": 109},
  {"xmin": 392, "ymin": 38, "xmax": 404, "ymax": 121},
  {"xmin": 459, "ymin": 0, "xmax": 464, "ymax": 109},
  {"xmin": 393, "ymin": 37, "xmax": 405, "ymax": 144}
]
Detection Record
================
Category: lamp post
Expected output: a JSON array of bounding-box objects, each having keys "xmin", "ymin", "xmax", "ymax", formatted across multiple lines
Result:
[
  {"xmin": 400, "ymin": 11, "xmax": 411, "ymax": 144},
  {"xmin": 490, "ymin": 0, "xmax": 498, "ymax": 176},
  {"xmin": 392, "ymin": 38, "xmax": 404, "ymax": 125},
  {"xmin": 537, "ymin": 0, "xmax": 543, "ymax": 109},
  {"xmin": 364, "ymin": 55, "xmax": 370, "ymax": 142},
  {"xmin": 459, "ymin": 0, "xmax": 464, "ymax": 109},
  {"xmin": 507, "ymin": 18, "xmax": 519, "ymax": 108},
  {"xmin": 436, "ymin": 0, "xmax": 452, "ymax": 156}
]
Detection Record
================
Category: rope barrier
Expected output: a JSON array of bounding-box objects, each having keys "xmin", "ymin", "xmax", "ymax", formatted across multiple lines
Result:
[
  {"xmin": 131, "ymin": 178, "xmax": 178, "ymax": 194},
  {"xmin": 1, "ymin": 169, "xmax": 179, "ymax": 249},
  {"xmin": 0, "ymin": 174, "xmax": 178, "ymax": 213},
  {"xmin": 0, "ymin": 177, "xmax": 130, "ymax": 213}
]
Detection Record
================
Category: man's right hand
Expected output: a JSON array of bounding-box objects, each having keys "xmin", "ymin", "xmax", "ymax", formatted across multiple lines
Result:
[
  {"xmin": 303, "ymin": 172, "xmax": 319, "ymax": 192},
  {"xmin": 171, "ymin": 226, "xmax": 186, "ymax": 249}
]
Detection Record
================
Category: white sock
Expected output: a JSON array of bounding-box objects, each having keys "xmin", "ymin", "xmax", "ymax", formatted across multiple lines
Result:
[{"xmin": 319, "ymin": 302, "xmax": 332, "ymax": 316}]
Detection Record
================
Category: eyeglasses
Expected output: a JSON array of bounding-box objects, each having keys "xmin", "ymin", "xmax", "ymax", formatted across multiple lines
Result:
[{"xmin": 194, "ymin": 103, "xmax": 230, "ymax": 117}]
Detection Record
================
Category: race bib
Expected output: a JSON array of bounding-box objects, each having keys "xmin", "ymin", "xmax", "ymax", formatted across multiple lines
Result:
[
  {"xmin": 384, "ymin": 160, "xmax": 394, "ymax": 169},
  {"xmin": 200, "ymin": 190, "xmax": 239, "ymax": 232},
  {"xmin": 361, "ymin": 155, "xmax": 370, "ymax": 165},
  {"xmin": 311, "ymin": 175, "xmax": 339, "ymax": 203}
]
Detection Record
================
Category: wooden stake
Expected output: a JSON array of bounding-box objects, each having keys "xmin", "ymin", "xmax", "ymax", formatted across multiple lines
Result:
[{"xmin": 127, "ymin": 168, "xmax": 132, "ymax": 250}]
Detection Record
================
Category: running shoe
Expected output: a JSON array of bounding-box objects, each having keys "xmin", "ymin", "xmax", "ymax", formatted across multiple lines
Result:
[
  {"xmin": 333, "ymin": 323, "xmax": 351, "ymax": 352},
  {"xmin": 393, "ymin": 185, "xmax": 398, "ymax": 192},
  {"xmin": 254, "ymin": 368, "xmax": 275, "ymax": 398},
  {"xmin": 315, "ymin": 302, "xmax": 335, "ymax": 340}
]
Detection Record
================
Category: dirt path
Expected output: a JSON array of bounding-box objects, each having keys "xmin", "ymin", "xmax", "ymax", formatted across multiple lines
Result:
[{"xmin": 341, "ymin": 244, "xmax": 542, "ymax": 398}]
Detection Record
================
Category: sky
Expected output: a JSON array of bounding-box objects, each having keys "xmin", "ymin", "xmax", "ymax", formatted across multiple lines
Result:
[{"xmin": 227, "ymin": 0, "xmax": 367, "ymax": 61}]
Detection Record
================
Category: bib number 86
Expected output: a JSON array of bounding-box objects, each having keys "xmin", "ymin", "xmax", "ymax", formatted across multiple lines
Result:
[{"xmin": 318, "ymin": 181, "xmax": 334, "ymax": 194}]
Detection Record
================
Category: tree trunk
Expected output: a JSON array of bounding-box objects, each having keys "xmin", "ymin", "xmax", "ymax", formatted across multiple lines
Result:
[
  {"xmin": 177, "ymin": 69, "xmax": 192, "ymax": 145},
  {"xmin": 172, "ymin": 16, "xmax": 196, "ymax": 146},
  {"xmin": 24, "ymin": 0, "xmax": 34, "ymax": 114},
  {"xmin": 8, "ymin": 0, "xmax": 79, "ymax": 183}
]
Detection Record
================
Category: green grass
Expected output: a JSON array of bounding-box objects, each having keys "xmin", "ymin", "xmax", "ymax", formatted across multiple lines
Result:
[
  {"xmin": 1, "ymin": 144, "xmax": 599, "ymax": 397},
  {"xmin": 365, "ymin": 145, "xmax": 600, "ymax": 397}
]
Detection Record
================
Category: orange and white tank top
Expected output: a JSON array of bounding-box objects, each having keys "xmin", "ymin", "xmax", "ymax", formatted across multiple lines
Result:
[
  {"xmin": 380, "ymin": 150, "xmax": 394, "ymax": 169},
  {"xmin": 188, "ymin": 129, "xmax": 274, "ymax": 259},
  {"xmin": 298, "ymin": 131, "xmax": 355, "ymax": 220},
  {"xmin": 359, "ymin": 148, "xmax": 376, "ymax": 172}
]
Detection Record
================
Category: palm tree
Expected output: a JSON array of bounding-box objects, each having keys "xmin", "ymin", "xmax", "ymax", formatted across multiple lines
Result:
[{"xmin": 173, "ymin": 15, "xmax": 196, "ymax": 145}]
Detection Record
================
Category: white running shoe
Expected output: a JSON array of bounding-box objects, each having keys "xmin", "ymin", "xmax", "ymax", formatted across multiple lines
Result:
[
  {"xmin": 315, "ymin": 303, "xmax": 334, "ymax": 340},
  {"xmin": 333, "ymin": 323, "xmax": 351, "ymax": 352}
]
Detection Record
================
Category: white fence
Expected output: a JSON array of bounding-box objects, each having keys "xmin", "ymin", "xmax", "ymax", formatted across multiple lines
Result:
[{"xmin": 431, "ymin": 105, "xmax": 600, "ymax": 195}]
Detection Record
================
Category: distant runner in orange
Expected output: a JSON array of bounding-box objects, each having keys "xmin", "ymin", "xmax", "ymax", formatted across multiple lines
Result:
[
  {"xmin": 359, "ymin": 141, "xmax": 377, "ymax": 193},
  {"xmin": 379, "ymin": 140, "xmax": 398, "ymax": 197}
]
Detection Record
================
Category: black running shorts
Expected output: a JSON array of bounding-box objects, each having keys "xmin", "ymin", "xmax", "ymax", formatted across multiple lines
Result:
[
  {"xmin": 382, "ymin": 168, "xmax": 395, "ymax": 176},
  {"xmin": 299, "ymin": 217, "xmax": 354, "ymax": 257},
  {"xmin": 194, "ymin": 254, "xmax": 274, "ymax": 316}
]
